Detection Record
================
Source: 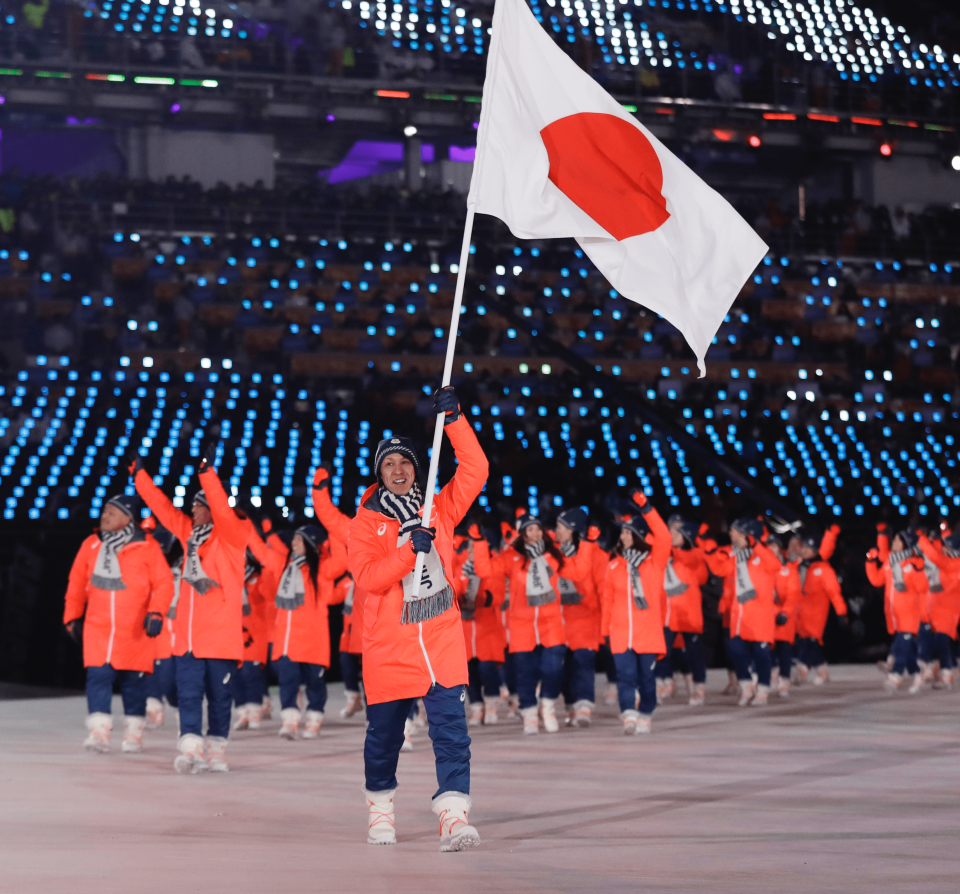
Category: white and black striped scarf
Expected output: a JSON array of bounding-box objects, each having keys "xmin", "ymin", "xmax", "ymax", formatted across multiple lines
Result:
[
  {"xmin": 922, "ymin": 556, "xmax": 943, "ymax": 593},
  {"xmin": 183, "ymin": 524, "xmax": 218, "ymax": 595},
  {"xmin": 242, "ymin": 557, "xmax": 258, "ymax": 616},
  {"xmin": 91, "ymin": 523, "xmax": 136, "ymax": 590},
  {"xmin": 663, "ymin": 557, "xmax": 689, "ymax": 597},
  {"xmin": 524, "ymin": 539, "xmax": 556, "ymax": 606},
  {"xmin": 275, "ymin": 554, "xmax": 307, "ymax": 610},
  {"xmin": 379, "ymin": 484, "xmax": 453, "ymax": 624},
  {"xmin": 890, "ymin": 549, "xmax": 913, "ymax": 592},
  {"xmin": 167, "ymin": 557, "xmax": 183, "ymax": 619},
  {"xmin": 734, "ymin": 547, "xmax": 758, "ymax": 604},
  {"xmin": 557, "ymin": 540, "xmax": 582, "ymax": 605},
  {"xmin": 460, "ymin": 558, "xmax": 481, "ymax": 620},
  {"xmin": 624, "ymin": 548, "xmax": 649, "ymax": 610}
]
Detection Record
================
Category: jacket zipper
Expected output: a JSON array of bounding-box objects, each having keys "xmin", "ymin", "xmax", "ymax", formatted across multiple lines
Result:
[
  {"xmin": 533, "ymin": 605, "xmax": 541, "ymax": 646},
  {"xmin": 418, "ymin": 622, "xmax": 437, "ymax": 684},
  {"xmin": 106, "ymin": 590, "xmax": 116, "ymax": 665},
  {"xmin": 283, "ymin": 610, "xmax": 292, "ymax": 657},
  {"xmin": 471, "ymin": 621, "xmax": 477, "ymax": 658},
  {"xmin": 626, "ymin": 565, "xmax": 634, "ymax": 647},
  {"xmin": 187, "ymin": 585, "xmax": 195, "ymax": 654}
]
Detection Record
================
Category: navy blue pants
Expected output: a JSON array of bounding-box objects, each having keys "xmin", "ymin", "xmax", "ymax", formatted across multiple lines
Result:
[
  {"xmin": 364, "ymin": 682, "xmax": 471, "ymax": 798},
  {"xmin": 722, "ymin": 628, "xmax": 736, "ymax": 672},
  {"xmin": 797, "ymin": 637, "xmax": 824, "ymax": 669},
  {"xmin": 145, "ymin": 656, "xmax": 178, "ymax": 706},
  {"xmin": 274, "ymin": 655, "xmax": 328, "ymax": 712},
  {"xmin": 562, "ymin": 647, "xmax": 597, "ymax": 704},
  {"xmin": 501, "ymin": 650, "xmax": 517, "ymax": 694},
  {"xmin": 86, "ymin": 664, "xmax": 147, "ymax": 716},
  {"xmin": 233, "ymin": 660, "xmax": 266, "ymax": 706},
  {"xmin": 775, "ymin": 640, "xmax": 793, "ymax": 678},
  {"xmin": 341, "ymin": 651, "xmax": 362, "ymax": 692},
  {"xmin": 466, "ymin": 657, "xmax": 501, "ymax": 703},
  {"xmin": 613, "ymin": 650, "xmax": 657, "ymax": 715},
  {"xmin": 513, "ymin": 644, "xmax": 566, "ymax": 709},
  {"xmin": 891, "ymin": 632, "xmax": 920, "ymax": 675},
  {"xmin": 728, "ymin": 637, "xmax": 772, "ymax": 686},
  {"xmin": 175, "ymin": 652, "xmax": 235, "ymax": 738},
  {"xmin": 917, "ymin": 622, "xmax": 934, "ymax": 663},
  {"xmin": 658, "ymin": 629, "xmax": 707, "ymax": 684},
  {"xmin": 933, "ymin": 632, "xmax": 957, "ymax": 670},
  {"xmin": 599, "ymin": 641, "xmax": 618, "ymax": 683}
]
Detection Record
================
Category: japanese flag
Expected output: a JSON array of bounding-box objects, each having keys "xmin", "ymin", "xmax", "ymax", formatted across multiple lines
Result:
[{"xmin": 468, "ymin": 0, "xmax": 768, "ymax": 375}]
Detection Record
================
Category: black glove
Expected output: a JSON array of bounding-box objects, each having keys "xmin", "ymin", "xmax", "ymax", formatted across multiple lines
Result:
[
  {"xmin": 604, "ymin": 635, "xmax": 611, "ymax": 647},
  {"xmin": 144, "ymin": 612, "xmax": 164, "ymax": 638},
  {"xmin": 127, "ymin": 456, "xmax": 143, "ymax": 477},
  {"xmin": 433, "ymin": 386, "xmax": 461, "ymax": 425},
  {"xmin": 483, "ymin": 589, "xmax": 494, "ymax": 608},
  {"xmin": 410, "ymin": 526, "xmax": 436, "ymax": 555},
  {"xmin": 65, "ymin": 618, "xmax": 83, "ymax": 644},
  {"xmin": 838, "ymin": 614, "xmax": 850, "ymax": 629},
  {"xmin": 200, "ymin": 442, "xmax": 218, "ymax": 473},
  {"xmin": 775, "ymin": 612, "xmax": 788, "ymax": 627}
]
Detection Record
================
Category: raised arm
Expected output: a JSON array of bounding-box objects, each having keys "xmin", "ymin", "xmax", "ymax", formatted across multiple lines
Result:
[
  {"xmin": 918, "ymin": 534, "xmax": 956, "ymax": 571},
  {"xmin": 434, "ymin": 411, "xmax": 490, "ymax": 528},
  {"xmin": 753, "ymin": 540, "xmax": 782, "ymax": 576},
  {"xmin": 246, "ymin": 529, "xmax": 286, "ymax": 578},
  {"xmin": 876, "ymin": 524, "xmax": 890, "ymax": 563},
  {"xmin": 312, "ymin": 465, "xmax": 353, "ymax": 544},
  {"xmin": 470, "ymin": 529, "xmax": 505, "ymax": 581},
  {"xmin": 134, "ymin": 466, "xmax": 192, "ymax": 544},
  {"xmin": 820, "ymin": 524, "xmax": 840, "ymax": 561},
  {"xmin": 198, "ymin": 459, "xmax": 246, "ymax": 551},
  {"xmin": 864, "ymin": 551, "xmax": 885, "ymax": 588}
]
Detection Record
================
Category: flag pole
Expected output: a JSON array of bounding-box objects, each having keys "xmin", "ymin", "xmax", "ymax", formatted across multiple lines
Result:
[{"xmin": 410, "ymin": 203, "xmax": 477, "ymax": 598}]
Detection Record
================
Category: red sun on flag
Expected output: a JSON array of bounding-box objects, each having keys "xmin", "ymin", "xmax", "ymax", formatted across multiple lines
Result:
[{"xmin": 540, "ymin": 112, "xmax": 671, "ymax": 242}]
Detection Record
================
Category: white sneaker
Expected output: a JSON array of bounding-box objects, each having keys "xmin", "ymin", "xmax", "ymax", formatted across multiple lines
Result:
[
  {"xmin": 571, "ymin": 699, "xmax": 593, "ymax": 728},
  {"xmin": 232, "ymin": 704, "xmax": 250, "ymax": 731},
  {"xmin": 340, "ymin": 690, "xmax": 363, "ymax": 718},
  {"xmin": 365, "ymin": 788, "xmax": 397, "ymax": 845},
  {"xmin": 540, "ymin": 698, "xmax": 559, "ymax": 733},
  {"xmin": 206, "ymin": 736, "xmax": 229, "ymax": 772},
  {"xmin": 121, "ymin": 715, "xmax": 145, "ymax": 753},
  {"xmin": 520, "ymin": 706, "xmax": 539, "ymax": 735},
  {"xmin": 688, "ymin": 683, "xmax": 706, "ymax": 707},
  {"xmin": 145, "ymin": 697, "xmax": 165, "ymax": 729},
  {"xmin": 467, "ymin": 702, "xmax": 484, "ymax": 727},
  {"xmin": 738, "ymin": 681, "xmax": 755, "ymax": 707},
  {"xmin": 621, "ymin": 709, "xmax": 640, "ymax": 735},
  {"xmin": 433, "ymin": 793, "xmax": 481, "ymax": 852},
  {"xmin": 752, "ymin": 684, "xmax": 770, "ymax": 706},
  {"xmin": 301, "ymin": 710, "xmax": 323, "ymax": 739},
  {"xmin": 401, "ymin": 717, "xmax": 414, "ymax": 752},
  {"xmin": 482, "ymin": 696, "xmax": 499, "ymax": 725},
  {"xmin": 636, "ymin": 714, "xmax": 652, "ymax": 735},
  {"xmin": 83, "ymin": 712, "xmax": 112, "ymax": 753},
  {"xmin": 279, "ymin": 707, "xmax": 300, "ymax": 740},
  {"xmin": 174, "ymin": 733, "xmax": 208, "ymax": 774}
]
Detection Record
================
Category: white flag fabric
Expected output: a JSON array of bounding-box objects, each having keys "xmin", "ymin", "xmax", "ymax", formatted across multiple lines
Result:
[{"xmin": 468, "ymin": 0, "xmax": 768, "ymax": 375}]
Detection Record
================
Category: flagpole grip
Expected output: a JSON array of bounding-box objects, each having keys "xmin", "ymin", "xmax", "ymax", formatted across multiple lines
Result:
[{"xmin": 411, "ymin": 204, "xmax": 477, "ymax": 599}]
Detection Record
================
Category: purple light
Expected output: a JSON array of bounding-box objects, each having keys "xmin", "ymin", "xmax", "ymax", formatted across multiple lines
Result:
[
  {"xmin": 170, "ymin": 103, "xmax": 181, "ymax": 114},
  {"xmin": 326, "ymin": 113, "xmax": 336, "ymax": 122},
  {"xmin": 420, "ymin": 143, "xmax": 435, "ymax": 163},
  {"xmin": 472, "ymin": 121, "xmax": 479, "ymax": 130},
  {"xmin": 321, "ymin": 140, "xmax": 405, "ymax": 184},
  {"xmin": 448, "ymin": 145, "xmax": 476, "ymax": 163},
  {"xmin": 0, "ymin": 96, "xmax": 5, "ymax": 105}
]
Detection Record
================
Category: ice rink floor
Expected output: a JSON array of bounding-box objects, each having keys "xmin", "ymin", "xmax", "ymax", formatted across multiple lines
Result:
[{"xmin": 2, "ymin": 666, "xmax": 959, "ymax": 894}]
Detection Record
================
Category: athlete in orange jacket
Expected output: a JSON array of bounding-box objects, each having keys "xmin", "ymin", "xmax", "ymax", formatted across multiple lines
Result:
[
  {"xmin": 347, "ymin": 387, "xmax": 487, "ymax": 852},
  {"xmin": 711, "ymin": 518, "xmax": 780, "ymax": 706},
  {"xmin": 765, "ymin": 533, "xmax": 802, "ymax": 698},
  {"xmin": 918, "ymin": 531, "xmax": 960, "ymax": 687},
  {"xmin": 141, "ymin": 517, "xmax": 180, "ymax": 730},
  {"xmin": 133, "ymin": 445, "xmax": 246, "ymax": 774},
  {"xmin": 64, "ymin": 492, "xmax": 174, "ymax": 755},
  {"xmin": 795, "ymin": 531, "xmax": 848, "ymax": 686},
  {"xmin": 866, "ymin": 528, "xmax": 928, "ymax": 693},
  {"xmin": 658, "ymin": 515, "xmax": 709, "ymax": 706},
  {"xmin": 600, "ymin": 489, "xmax": 670, "ymax": 735},
  {"xmin": 312, "ymin": 466, "xmax": 369, "ymax": 719}
]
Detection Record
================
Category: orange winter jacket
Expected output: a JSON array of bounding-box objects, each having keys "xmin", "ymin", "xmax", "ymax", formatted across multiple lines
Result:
[
  {"xmin": 663, "ymin": 546, "xmax": 708, "ymax": 634},
  {"xmin": 64, "ymin": 530, "xmax": 174, "ymax": 673},
  {"xmin": 557, "ymin": 539, "xmax": 604, "ymax": 651},
  {"xmin": 135, "ymin": 467, "xmax": 247, "ymax": 661},
  {"xmin": 314, "ymin": 483, "xmax": 368, "ymax": 655},
  {"xmin": 796, "ymin": 560, "xmax": 846, "ymax": 643},
  {"xmin": 347, "ymin": 416, "xmax": 489, "ymax": 704},
  {"xmin": 600, "ymin": 507, "xmax": 671, "ymax": 657},
  {"xmin": 918, "ymin": 535, "xmax": 960, "ymax": 637},
  {"xmin": 714, "ymin": 541, "xmax": 781, "ymax": 643},
  {"xmin": 773, "ymin": 562, "xmax": 802, "ymax": 643},
  {"xmin": 456, "ymin": 541, "xmax": 508, "ymax": 663},
  {"xmin": 866, "ymin": 551, "xmax": 926, "ymax": 635},
  {"xmin": 701, "ymin": 539, "xmax": 733, "ymax": 627}
]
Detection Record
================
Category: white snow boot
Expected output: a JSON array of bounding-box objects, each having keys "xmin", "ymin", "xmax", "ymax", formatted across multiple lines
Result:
[
  {"xmin": 877, "ymin": 656, "xmax": 894, "ymax": 675},
  {"xmin": 884, "ymin": 672, "xmax": 902, "ymax": 694},
  {"xmin": 433, "ymin": 793, "xmax": 481, "ymax": 852},
  {"xmin": 636, "ymin": 714, "xmax": 652, "ymax": 735},
  {"xmin": 467, "ymin": 702, "xmax": 484, "ymax": 727},
  {"xmin": 812, "ymin": 664, "xmax": 829, "ymax": 686},
  {"xmin": 232, "ymin": 704, "xmax": 250, "ymax": 731},
  {"xmin": 908, "ymin": 673, "xmax": 924, "ymax": 695},
  {"xmin": 752, "ymin": 684, "xmax": 770, "ymax": 706},
  {"xmin": 401, "ymin": 717, "xmax": 415, "ymax": 752},
  {"xmin": 621, "ymin": 709, "xmax": 640, "ymax": 735},
  {"xmin": 520, "ymin": 705, "xmax": 539, "ymax": 735},
  {"xmin": 246, "ymin": 703, "xmax": 262, "ymax": 730},
  {"xmin": 341, "ymin": 690, "xmax": 363, "ymax": 718},
  {"xmin": 571, "ymin": 699, "xmax": 593, "ymax": 728},
  {"xmin": 738, "ymin": 681, "xmax": 755, "ymax": 707},
  {"xmin": 793, "ymin": 662, "xmax": 809, "ymax": 685},
  {"xmin": 279, "ymin": 707, "xmax": 300, "ymax": 740},
  {"xmin": 145, "ymin": 697, "xmax": 165, "ymax": 729},
  {"xmin": 205, "ymin": 736, "xmax": 229, "ymax": 772},
  {"xmin": 604, "ymin": 682, "xmax": 618, "ymax": 706},
  {"xmin": 722, "ymin": 670, "xmax": 739, "ymax": 695},
  {"xmin": 365, "ymin": 788, "xmax": 397, "ymax": 845},
  {"xmin": 261, "ymin": 694, "xmax": 273, "ymax": 720},
  {"xmin": 174, "ymin": 733, "xmax": 208, "ymax": 774},
  {"xmin": 777, "ymin": 677, "xmax": 791, "ymax": 698},
  {"xmin": 301, "ymin": 710, "xmax": 324, "ymax": 739},
  {"xmin": 83, "ymin": 712, "xmax": 112, "ymax": 753},
  {"xmin": 655, "ymin": 678, "xmax": 667, "ymax": 705},
  {"xmin": 121, "ymin": 715, "xmax": 145, "ymax": 753},
  {"xmin": 688, "ymin": 682, "xmax": 706, "ymax": 707},
  {"xmin": 939, "ymin": 668, "xmax": 955, "ymax": 690},
  {"xmin": 540, "ymin": 697, "xmax": 559, "ymax": 733},
  {"xmin": 482, "ymin": 696, "xmax": 499, "ymax": 725}
]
